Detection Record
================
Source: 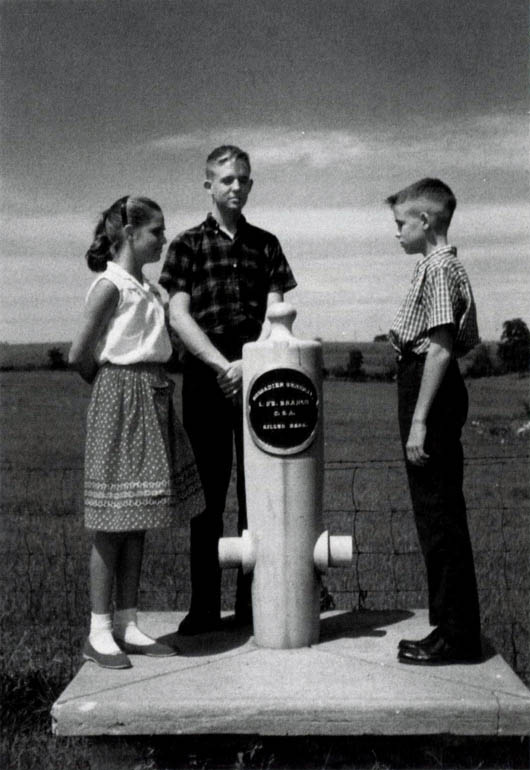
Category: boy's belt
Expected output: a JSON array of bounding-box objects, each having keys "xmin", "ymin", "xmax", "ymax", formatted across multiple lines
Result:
[{"xmin": 396, "ymin": 351, "xmax": 427, "ymax": 363}]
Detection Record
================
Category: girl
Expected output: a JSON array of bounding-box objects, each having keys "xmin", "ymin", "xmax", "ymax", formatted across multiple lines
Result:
[{"xmin": 69, "ymin": 196, "xmax": 204, "ymax": 669}]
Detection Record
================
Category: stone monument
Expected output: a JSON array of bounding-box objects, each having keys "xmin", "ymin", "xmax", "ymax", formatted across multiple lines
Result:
[{"xmin": 219, "ymin": 303, "xmax": 353, "ymax": 648}]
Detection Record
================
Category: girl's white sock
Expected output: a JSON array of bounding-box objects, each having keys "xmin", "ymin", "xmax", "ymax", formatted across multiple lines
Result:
[
  {"xmin": 89, "ymin": 612, "xmax": 122, "ymax": 655},
  {"xmin": 114, "ymin": 608, "xmax": 155, "ymax": 647}
]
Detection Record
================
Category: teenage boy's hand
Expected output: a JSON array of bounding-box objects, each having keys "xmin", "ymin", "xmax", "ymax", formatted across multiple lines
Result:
[
  {"xmin": 406, "ymin": 419, "xmax": 430, "ymax": 466},
  {"xmin": 217, "ymin": 360, "xmax": 243, "ymax": 398}
]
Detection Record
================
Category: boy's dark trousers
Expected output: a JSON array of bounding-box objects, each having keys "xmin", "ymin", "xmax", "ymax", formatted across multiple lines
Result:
[
  {"xmin": 397, "ymin": 354, "xmax": 481, "ymax": 644},
  {"xmin": 182, "ymin": 351, "xmax": 252, "ymax": 621}
]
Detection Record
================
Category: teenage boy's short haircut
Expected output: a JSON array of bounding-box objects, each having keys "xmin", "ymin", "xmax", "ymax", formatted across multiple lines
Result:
[
  {"xmin": 385, "ymin": 178, "xmax": 457, "ymax": 232},
  {"xmin": 206, "ymin": 145, "xmax": 251, "ymax": 179}
]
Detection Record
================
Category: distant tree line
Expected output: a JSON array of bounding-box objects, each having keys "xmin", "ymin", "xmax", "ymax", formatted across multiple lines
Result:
[
  {"xmin": 47, "ymin": 346, "xmax": 68, "ymax": 370},
  {"xmin": 498, "ymin": 318, "xmax": 530, "ymax": 373},
  {"xmin": 326, "ymin": 318, "xmax": 530, "ymax": 381},
  {"xmin": 37, "ymin": 319, "xmax": 530, "ymax": 378},
  {"xmin": 2, "ymin": 319, "xmax": 529, "ymax": 377},
  {"xmin": 464, "ymin": 318, "xmax": 530, "ymax": 378}
]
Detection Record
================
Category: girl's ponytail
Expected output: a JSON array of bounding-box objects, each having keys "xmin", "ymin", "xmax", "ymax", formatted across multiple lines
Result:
[
  {"xmin": 84, "ymin": 196, "xmax": 162, "ymax": 273},
  {"xmin": 85, "ymin": 212, "xmax": 113, "ymax": 272}
]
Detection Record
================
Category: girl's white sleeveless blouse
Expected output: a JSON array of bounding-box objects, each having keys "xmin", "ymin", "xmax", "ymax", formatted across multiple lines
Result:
[{"xmin": 87, "ymin": 261, "xmax": 172, "ymax": 365}]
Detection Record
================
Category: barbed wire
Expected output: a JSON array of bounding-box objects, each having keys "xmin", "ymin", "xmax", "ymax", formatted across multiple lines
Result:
[
  {"xmin": 1, "ymin": 455, "xmax": 528, "ymax": 682},
  {"xmin": 1, "ymin": 453, "xmax": 527, "ymax": 471}
]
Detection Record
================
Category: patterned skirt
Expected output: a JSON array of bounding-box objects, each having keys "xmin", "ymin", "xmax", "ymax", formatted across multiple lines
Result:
[{"xmin": 84, "ymin": 363, "xmax": 204, "ymax": 531}]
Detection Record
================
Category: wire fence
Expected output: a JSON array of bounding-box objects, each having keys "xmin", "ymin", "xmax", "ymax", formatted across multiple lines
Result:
[
  {"xmin": 324, "ymin": 455, "xmax": 529, "ymax": 685},
  {"xmin": 0, "ymin": 454, "xmax": 528, "ymax": 684}
]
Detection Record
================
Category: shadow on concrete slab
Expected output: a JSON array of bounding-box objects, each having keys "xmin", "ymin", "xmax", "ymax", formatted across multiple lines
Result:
[
  {"xmin": 158, "ymin": 616, "xmax": 253, "ymax": 658},
  {"xmin": 320, "ymin": 608, "xmax": 414, "ymax": 641},
  {"xmin": 154, "ymin": 609, "xmax": 497, "ymax": 664}
]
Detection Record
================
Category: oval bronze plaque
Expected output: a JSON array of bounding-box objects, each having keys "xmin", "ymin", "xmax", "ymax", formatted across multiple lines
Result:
[{"xmin": 247, "ymin": 367, "xmax": 319, "ymax": 454}]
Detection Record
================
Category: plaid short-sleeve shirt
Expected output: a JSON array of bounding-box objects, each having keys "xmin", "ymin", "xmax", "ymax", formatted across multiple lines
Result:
[
  {"xmin": 389, "ymin": 245, "xmax": 480, "ymax": 357},
  {"xmin": 159, "ymin": 214, "xmax": 297, "ymax": 340}
]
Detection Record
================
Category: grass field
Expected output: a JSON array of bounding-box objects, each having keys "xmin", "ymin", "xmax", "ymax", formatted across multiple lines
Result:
[{"xmin": 1, "ymin": 362, "xmax": 529, "ymax": 769}]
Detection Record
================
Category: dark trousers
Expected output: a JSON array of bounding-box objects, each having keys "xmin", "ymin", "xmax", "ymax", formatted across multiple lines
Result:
[
  {"xmin": 182, "ymin": 356, "xmax": 251, "ymax": 619},
  {"xmin": 397, "ymin": 355, "xmax": 481, "ymax": 642}
]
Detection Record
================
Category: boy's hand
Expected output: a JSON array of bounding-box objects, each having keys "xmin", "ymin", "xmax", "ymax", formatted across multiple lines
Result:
[
  {"xmin": 406, "ymin": 419, "xmax": 430, "ymax": 466},
  {"xmin": 217, "ymin": 360, "xmax": 243, "ymax": 398}
]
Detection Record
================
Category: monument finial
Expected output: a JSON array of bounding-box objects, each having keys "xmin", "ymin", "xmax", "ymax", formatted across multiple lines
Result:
[{"xmin": 267, "ymin": 302, "xmax": 297, "ymax": 338}]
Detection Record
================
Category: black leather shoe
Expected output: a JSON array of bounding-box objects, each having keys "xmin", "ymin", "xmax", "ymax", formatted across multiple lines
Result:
[
  {"xmin": 398, "ymin": 633, "xmax": 482, "ymax": 665},
  {"xmin": 177, "ymin": 613, "xmax": 222, "ymax": 636},
  {"xmin": 398, "ymin": 626, "xmax": 442, "ymax": 652}
]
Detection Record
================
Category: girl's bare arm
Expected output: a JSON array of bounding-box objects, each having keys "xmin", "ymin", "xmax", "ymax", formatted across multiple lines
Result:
[{"xmin": 69, "ymin": 279, "xmax": 119, "ymax": 383}]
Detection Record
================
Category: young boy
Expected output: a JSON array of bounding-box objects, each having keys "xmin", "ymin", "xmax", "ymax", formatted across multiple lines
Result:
[
  {"xmin": 160, "ymin": 146, "xmax": 297, "ymax": 634},
  {"xmin": 386, "ymin": 178, "xmax": 482, "ymax": 664}
]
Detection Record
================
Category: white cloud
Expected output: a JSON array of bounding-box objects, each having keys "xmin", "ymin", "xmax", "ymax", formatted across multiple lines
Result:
[
  {"xmin": 147, "ymin": 127, "xmax": 368, "ymax": 168},
  {"xmin": 389, "ymin": 113, "xmax": 526, "ymax": 172},
  {"xmin": 144, "ymin": 112, "xmax": 526, "ymax": 172},
  {"xmin": 2, "ymin": 201, "xmax": 527, "ymax": 259},
  {"xmin": 250, "ymin": 202, "xmax": 530, "ymax": 244}
]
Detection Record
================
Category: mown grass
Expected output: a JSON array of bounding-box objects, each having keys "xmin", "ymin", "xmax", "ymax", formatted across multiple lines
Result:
[{"xmin": 1, "ymin": 369, "xmax": 529, "ymax": 769}]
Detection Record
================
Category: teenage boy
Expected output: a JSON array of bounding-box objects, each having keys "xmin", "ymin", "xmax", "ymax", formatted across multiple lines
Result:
[
  {"xmin": 160, "ymin": 145, "xmax": 297, "ymax": 634},
  {"xmin": 386, "ymin": 178, "xmax": 482, "ymax": 664}
]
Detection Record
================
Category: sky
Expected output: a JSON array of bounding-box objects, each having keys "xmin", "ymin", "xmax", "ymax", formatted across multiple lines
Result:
[{"xmin": 1, "ymin": 0, "xmax": 528, "ymax": 343}]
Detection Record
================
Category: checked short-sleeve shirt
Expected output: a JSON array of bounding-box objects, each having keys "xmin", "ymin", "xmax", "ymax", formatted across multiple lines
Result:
[
  {"xmin": 159, "ymin": 214, "xmax": 297, "ymax": 340},
  {"xmin": 389, "ymin": 245, "xmax": 479, "ymax": 358}
]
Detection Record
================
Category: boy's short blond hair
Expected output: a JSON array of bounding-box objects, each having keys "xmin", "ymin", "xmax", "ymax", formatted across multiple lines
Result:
[
  {"xmin": 205, "ymin": 145, "xmax": 251, "ymax": 180},
  {"xmin": 385, "ymin": 178, "xmax": 457, "ymax": 233}
]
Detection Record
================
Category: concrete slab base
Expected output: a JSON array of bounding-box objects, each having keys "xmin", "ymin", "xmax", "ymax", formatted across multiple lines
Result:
[{"xmin": 51, "ymin": 609, "xmax": 530, "ymax": 737}]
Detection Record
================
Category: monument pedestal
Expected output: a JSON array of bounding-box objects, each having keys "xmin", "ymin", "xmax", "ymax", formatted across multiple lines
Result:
[{"xmin": 51, "ymin": 609, "xmax": 530, "ymax": 737}]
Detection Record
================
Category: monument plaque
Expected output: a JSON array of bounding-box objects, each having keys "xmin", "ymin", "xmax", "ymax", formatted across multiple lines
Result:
[{"xmin": 247, "ymin": 366, "xmax": 319, "ymax": 455}]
